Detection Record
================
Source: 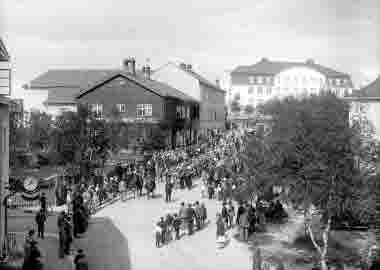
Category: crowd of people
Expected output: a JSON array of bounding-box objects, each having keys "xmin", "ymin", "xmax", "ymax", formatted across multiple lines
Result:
[{"xmin": 155, "ymin": 201, "xmax": 207, "ymax": 248}]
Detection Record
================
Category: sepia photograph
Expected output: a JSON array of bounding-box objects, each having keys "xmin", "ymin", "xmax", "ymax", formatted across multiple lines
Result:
[{"xmin": 0, "ymin": 0, "xmax": 379, "ymax": 269}]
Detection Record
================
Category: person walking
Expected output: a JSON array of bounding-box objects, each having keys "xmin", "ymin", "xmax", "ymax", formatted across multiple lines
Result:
[
  {"xmin": 185, "ymin": 203, "xmax": 196, "ymax": 235},
  {"xmin": 35, "ymin": 208, "xmax": 47, "ymax": 239},
  {"xmin": 239, "ymin": 206, "xmax": 249, "ymax": 242},
  {"xmin": 39, "ymin": 192, "xmax": 47, "ymax": 215},
  {"xmin": 74, "ymin": 249, "xmax": 89, "ymax": 270},
  {"xmin": 221, "ymin": 202, "xmax": 229, "ymax": 227},
  {"xmin": 119, "ymin": 180, "xmax": 126, "ymax": 202},
  {"xmin": 178, "ymin": 202, "xmax": 186, "ymax": 236},
  {"xmin": 200, "ymin": 203, "xmax": 207, "ymax": 227},
  {"xmin": 165, "ymin": 180, "xmax": 172, "ymax": 202},
  {"xmin": 227, "ymin": 201, "xmax": 235, "ymax": 229},
  {"xmin": 23, "ymin": 229, "xmax": 36, "ymax": 261},
  {"xmin": 194, "ymin": 201, "xmax": 202, "ymax": 230},
  {"xmin": 172, "ymin": 214, "xmax": 181, "ymax": 240},
  {"xmin": 216, "ymin": 213, "xmax": 226, "ymax": 240},
  {"xmin": 236, "ymin": 201, "xmax": 245, "ymax": 226}
]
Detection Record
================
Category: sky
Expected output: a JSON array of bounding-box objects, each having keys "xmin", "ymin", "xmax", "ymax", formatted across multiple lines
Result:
[{"xmin": 1, "ymin": 0, "xmax": 380, "ymax": 110}]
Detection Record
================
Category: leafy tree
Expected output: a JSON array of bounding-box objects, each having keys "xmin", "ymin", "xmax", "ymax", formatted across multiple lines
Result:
[
  {"xmin": 244, "ymin": 104, "xmax": 255, "ymax": 115},
  {"xmin": 230, "ymin": 100, "xmax": 241, "ymax": 113},
  {"xmin": 238, "ymin": 93, "xmax": 365, "ymax": 270},
  {"xmin": 29, "ymin": 111, "xmax": 53, "ymax": 152}
]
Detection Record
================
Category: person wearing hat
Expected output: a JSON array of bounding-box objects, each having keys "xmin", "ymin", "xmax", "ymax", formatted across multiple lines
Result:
[
  {"xmin": 22, "ymin": 239, "xmax": 43, "ymax": 270},
  {"xmin": 185, "ymin": 203, "xmax": 196, "ymax": 235},
  {"xmin": 35, "ymin": 208, "xmax": 47, "ymax": 239},
  {"xmin": 74, "ymin": 249, "xmax": 89, "ymax": 270}
]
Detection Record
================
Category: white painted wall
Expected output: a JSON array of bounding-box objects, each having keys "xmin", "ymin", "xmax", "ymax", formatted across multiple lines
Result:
[
  {"xmin": 152, "ymin": 63, "xmax": 201, "ymax": 101},
  {"xmin": 0, "ymin": 62, "xmax": 11, "ymax": 95},
  {"xmin": 229, "ymin": 66, "xmax": 352, "ymax": 110}
]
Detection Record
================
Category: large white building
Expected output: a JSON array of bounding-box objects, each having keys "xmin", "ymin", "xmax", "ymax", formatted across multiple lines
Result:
[{"xmin": 226, "ymin": 58, "xmax": 354, "ymax": 111}]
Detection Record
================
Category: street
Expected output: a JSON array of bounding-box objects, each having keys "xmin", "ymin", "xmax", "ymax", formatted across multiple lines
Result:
[{"xmin": 94, "ymin": 180, "xmax": 252, "ymax": 270}]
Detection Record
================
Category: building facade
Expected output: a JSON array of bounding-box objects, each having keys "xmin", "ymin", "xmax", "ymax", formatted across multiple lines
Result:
[
  {"xmin": 227, "ymin": 58, "xmax": 354, "ymax": 112},
  {"xmin": 152, "ymin": 62, "xmax": 226, "ymax": 137},
  {"xmin": 0, "ymin": 38, "xmax": 10, "ymax": 258},
  {"xmin": 76, "ymin": 60, "xmax": 199, "ymax": 149},
  {"xmin": 345, "ymin": 75, "xmax": 380, "ymax": 140}
]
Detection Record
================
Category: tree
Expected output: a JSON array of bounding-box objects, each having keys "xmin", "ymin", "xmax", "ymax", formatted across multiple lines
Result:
[
  {"xmin": 50, "ymin": 104, "xmax": 111, "ymax": 177},
  {"xmin": 9, "ymin": 111, "xmax": 29, "ymax": 167},
  {"xmin": 244, "ymin": 104, "xmax": 255, "ymax": 115},
  {"xmin": 238, "ymin": 93, "xmax": 365, "ymax": 270},
  {"xmin": 230, "ymin": 100, "xmax": 241, "ymax": 113},
  {"xmin": 29, "ymin": 111, "xmax": 52, "ymax": 152}
]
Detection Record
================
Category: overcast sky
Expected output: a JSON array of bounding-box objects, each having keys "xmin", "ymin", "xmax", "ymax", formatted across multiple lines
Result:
[{"xmin": 1, "ymin": 0, "xmax": 380, "ymax": 110}]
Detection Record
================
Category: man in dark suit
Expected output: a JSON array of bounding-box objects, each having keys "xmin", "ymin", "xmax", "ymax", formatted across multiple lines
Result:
[{"xmin": 35, "ymin": 208, "xmax": 47, "ymax": 239}]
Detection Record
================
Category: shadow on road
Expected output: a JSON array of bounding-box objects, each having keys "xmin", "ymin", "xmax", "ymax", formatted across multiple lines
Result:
[{"xmin": 75, "ymin": 217, "xmax": 132, "ymax": 270}]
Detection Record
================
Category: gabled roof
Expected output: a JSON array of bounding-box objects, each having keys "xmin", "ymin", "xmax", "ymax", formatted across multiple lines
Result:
[
  {"xmin": 0, "ymin": 39, "xmax": 10, "ymax": 62},
  {"xmin": 43, "ymin": 87, "xmax": 78, "ymax": 105},
  {"xmin": 155, "ymin": 62, "xmax": 225, "ymax": 93},
  {"xmin": 76, "ymin": 70, "xmax": 197, "ymax": 102},
  {"xmin": 347, "ymin": 75, "xmax": 380, "ymax": 99},
  {"xmin": 231, "ymin": 58, "xmax": 350, "ymax": 78},
  {"xmin": 29, "ymin": 69, "xmax": 119, "ymax": 89}
]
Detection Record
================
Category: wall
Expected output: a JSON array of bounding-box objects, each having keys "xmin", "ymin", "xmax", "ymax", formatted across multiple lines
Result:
[
  {"xmin": 229, "ymin": 66, "xmax": 352, "ymax": 109},
  {"xmin": 0, "ymin": 98, "xmax": 9, "ymax": 257},
  {"xmin": 152, "ymin": 63, "xmax": 201, "ymax": 101},
  {"xmin": 78, "ymin": 75, "xmax": 165, "ymax": 120},
  {"xmin": 199, "ymin": 83, "xmax": 225, "ymax": 130}
]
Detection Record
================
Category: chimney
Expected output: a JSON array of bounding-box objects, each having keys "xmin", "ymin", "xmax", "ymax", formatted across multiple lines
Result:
[
  {"xmin": 122, "ymin": 57, "xmax": 136, "ymax": 75},
  {"xmin": 130, "ymin": 57, "xmax": 136, "ymax": 75},
  {"xmin": 143, "ymin": 65, "xmax": 151, "ymax": 79},
  {"xmin": 180, "ymin": 63, "xmax": 187, "ymax": 69},
  {"xmin": 306, "ymin": 58, "xmax": 315, "ymax": 65}
]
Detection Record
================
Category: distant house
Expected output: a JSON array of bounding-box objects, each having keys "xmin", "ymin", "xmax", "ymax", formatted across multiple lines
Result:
[
  {"xmin": 345, "ymin": 75, "xmax": 380, "ymax": 140},
  {"xmin": 152, "ymin": 62, "xmax": 226, "ymax": 137},
  {"xmin": 28, "ymin": 69, "xmax": 118, "ymax": 117}
]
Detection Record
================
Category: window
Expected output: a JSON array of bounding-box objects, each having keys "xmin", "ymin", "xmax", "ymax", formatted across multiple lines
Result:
[
  {"xmin": 336, "ymin": 78, "xmax": 341, "ymax": 86},
  {"xmin": 248, "ymin": 76, "xmax": 255, "ymax": 84},
  {"xmin": 117, "ymin": 104, "xmax": 126, "ymax": 113},
  {"xmin": 205, "ymin": 91, "xmax": 209, "ymax": 100},
  {"xmin": 137, "ymin": 104, "xmax": 152, "ymax": 117},
  {"xmin": 265, "ymin": 77, "xmax": 271, "ymax": 84},
  {"xmin": 91, "ymin": 104, "xmax": 103, "ymax": 118},
  {"xmin": 266, "ymin": 87, "xmax": 272, "ymax": 95},
  {"xmin": 257, "ymin": 87, "xmax": 263, "ymax": 95},
  {"xmin": 248, "ymin": 87, "xmax": 254, "ymax": 94},
  {"xmin": 186, "ymin": 107, "xmax": 190, "ymax": 119},
  {"xmin": 214, "ymin": 112, "xmax": 217, "ymax": 121},
  {"xmin": 257, "ymin": 76, "xmax": 263, "ymax": 84}
]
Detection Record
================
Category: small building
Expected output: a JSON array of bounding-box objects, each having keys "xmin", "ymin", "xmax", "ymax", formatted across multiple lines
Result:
[
  {"xmin": 152, "ymin": 62, "xmax": 226, "ymax": 137},
  {"xmin": 76, "ymin": 58, "xmax": 199, "ymax": 149},
  {"xmin": 345, "ymin": 75, "xmax": 380, "ymax": 140},
  {"xmin": 27, "ymin": 69, "xmax": 118, "ymax": 118}
]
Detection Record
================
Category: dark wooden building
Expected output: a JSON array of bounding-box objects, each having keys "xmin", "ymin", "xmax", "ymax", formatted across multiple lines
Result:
[{"xmin": 76, "ymin": 59, "xmax": 199, "ymax": 149}]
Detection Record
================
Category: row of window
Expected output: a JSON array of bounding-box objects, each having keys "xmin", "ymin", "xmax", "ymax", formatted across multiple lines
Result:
[
  {"xmin": 245, "ymin": 87, "xmax": 350, "ymax": 97},
  {"xmin": 89, "ymin": 103, "xmax": 153, "ymax": 118},
  {"xmin": 247, "ymin": 75, "xmax": 349, "ymax": 86}
]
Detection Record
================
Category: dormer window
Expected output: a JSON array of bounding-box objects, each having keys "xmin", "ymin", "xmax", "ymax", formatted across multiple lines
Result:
[{"xmin": 248, "ymin": 76, "xmax": 255, "ymax": 84}]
